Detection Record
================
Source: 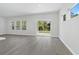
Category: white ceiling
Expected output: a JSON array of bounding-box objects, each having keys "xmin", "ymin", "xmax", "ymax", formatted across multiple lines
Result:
[{"xmin": 0, "ymin": 3, "xmax": 63, "ymax": 17}]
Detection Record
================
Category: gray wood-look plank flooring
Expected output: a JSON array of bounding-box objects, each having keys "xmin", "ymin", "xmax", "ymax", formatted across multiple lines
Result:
[{"xmin": 0, "ymin": 35, "xmax": 72, "ymax": 55}]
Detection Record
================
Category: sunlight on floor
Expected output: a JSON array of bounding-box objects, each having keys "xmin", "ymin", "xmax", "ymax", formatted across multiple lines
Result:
[
  {"xmin": 37, "ymin": 32, "xmax": 51, "ymax": 36},
  {"xmin": 0, "ymin": 37, "xmax": 6, "ymax": 40}
]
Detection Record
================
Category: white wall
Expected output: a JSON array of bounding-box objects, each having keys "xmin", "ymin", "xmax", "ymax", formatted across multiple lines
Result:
[
  {"xmin": 0, "ymin": 17, "xmax": 6, "ymax": 35},
  {"xmin": 59, "ymin": 3, "xmax": 79, "ymax": 54},
  {"xmin": 6, "ymin": 12, "xmax": 59, "ymax": 37}
]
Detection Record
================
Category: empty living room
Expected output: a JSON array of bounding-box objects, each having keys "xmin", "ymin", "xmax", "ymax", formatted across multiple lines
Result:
[{"xmin": 0, "ymin": 2, "xmax": 79, "ymax": 56}]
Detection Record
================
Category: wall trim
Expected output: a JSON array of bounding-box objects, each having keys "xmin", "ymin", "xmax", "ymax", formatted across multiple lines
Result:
[
  {"xmin": 3, "ymin": 34, "xmax": 57, "ymax": 37},
  {"xmin": 59, "ymin": 35, "xmax": 76, "ymax": 55}
]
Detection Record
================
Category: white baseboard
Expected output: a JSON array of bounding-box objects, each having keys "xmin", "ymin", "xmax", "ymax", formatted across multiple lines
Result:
[
  {"xmin": 59, "ymin": 35, "xmax": 76, "ymax": 55},
  {"xmin": 3, "ymin": 34, "xmax": 57, "ymax": 37},
  {"xmin": 3, "ymin": 34, "xmax": 36, "ymax": 36}
]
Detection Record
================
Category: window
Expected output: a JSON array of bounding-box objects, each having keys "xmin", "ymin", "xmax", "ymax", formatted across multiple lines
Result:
[
  {"xmin": 16, "ymin": 21, "xmax": 20, "ymax": 30},
  {"xmin": 38, "ymin": 21, "xmax": 50, "ymax": 33},
  {"xmin": 63, "ymin": 14, "xmax": 66, "ymax": 21},
  {"xmin": 22, "ymin": 20, "xmax": 26, "ymax": 30},
  {"xmin": 71, "ymin": 3, "xmax": 79, "ymax": 18},
  {"xmin": 11, "ymin": 22, "xmax": 15, "ymax": 30}
]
